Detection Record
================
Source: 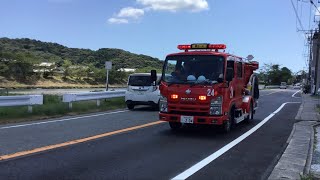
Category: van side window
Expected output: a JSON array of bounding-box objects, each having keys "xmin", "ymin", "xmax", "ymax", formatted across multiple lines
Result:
[{"xmin": 237, "ymin": 62, "xmax": 243, "ymax": 78}]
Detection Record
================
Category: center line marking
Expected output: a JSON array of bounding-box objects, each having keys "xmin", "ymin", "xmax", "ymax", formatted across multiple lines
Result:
[
  {"xmin": 172, "ymin": 102, "xmax": 300, "ymax": 180},
  {"xmin": 0, "ymin": 121, "xmax": 165, "ymax": 161}
]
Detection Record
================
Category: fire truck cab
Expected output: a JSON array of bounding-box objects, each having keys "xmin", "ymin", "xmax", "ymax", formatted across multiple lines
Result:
[{"xmin": 151, "ymin": 43, "xmax": 259, "ymax": 132}]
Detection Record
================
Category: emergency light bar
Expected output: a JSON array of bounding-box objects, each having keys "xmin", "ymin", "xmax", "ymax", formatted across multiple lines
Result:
[{"xmin": 177, "ymin": 43, "xmax": 226, "ymax": 50}]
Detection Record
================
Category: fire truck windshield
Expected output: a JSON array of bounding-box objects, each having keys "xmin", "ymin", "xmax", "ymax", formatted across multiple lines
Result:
[{"xmin": 162, "ymin": 55, "xmax": 225, "ymax": 85}]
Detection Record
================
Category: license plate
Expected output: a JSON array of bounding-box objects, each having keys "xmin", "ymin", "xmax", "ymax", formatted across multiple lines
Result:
[{"xmin": 181, "ymin": 116, "xmax": 194, "ymax": 124}]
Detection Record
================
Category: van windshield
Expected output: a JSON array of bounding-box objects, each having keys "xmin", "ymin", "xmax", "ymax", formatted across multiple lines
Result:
[{"xmin": 128, "ymin": 75, "xmax": 152, "ymax": 86}]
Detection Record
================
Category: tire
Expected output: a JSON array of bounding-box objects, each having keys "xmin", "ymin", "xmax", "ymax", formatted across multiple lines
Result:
[
  {"xmin": 127, "ymin": 104, "xmax": 134, "ymax": 110},
  {"xmin": 222, "ymin": 119, "xmax": 231, "ymax": 133},
  {"xmin": 154, "ymin": 100, "xmax": 160, "ymax": 111},
  {"xmin": 169, "ymin": 122, "xmax": 182, "ymax": 130},
  {"xmin": 222, "ymin": 108, "xmax": 234, "ymax": 133},
  {"xmin": 244, "ymin": 103, "xmax": 253, "ymax": 123}
]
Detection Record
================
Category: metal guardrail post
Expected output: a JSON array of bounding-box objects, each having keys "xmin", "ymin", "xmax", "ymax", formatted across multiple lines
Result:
[
  {"xmin": 28, "ymin": 106, "xmax": 33, "ymax": 113},
  {"xmin": 96, "ymin": 100, "xmax": 100, "ymax": 107},
  {"xmin": 69, "ymin": 102, "xmax": 73, "ymax": 109}
]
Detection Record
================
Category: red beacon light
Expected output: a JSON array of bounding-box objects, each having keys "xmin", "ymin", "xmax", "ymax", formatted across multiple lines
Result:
[
  {"xmin": 177, "ymin": 45, "xmax": 191, "ymax": 50},
  {"xmin": 177, "ymin": 43, "xmax": 226, "ymax": 51},
  {"xmin": 208, "ymin": 44, "xmax": 226, "ymax": 49}
]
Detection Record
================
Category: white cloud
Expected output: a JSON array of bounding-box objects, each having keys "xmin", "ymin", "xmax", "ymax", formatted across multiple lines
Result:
[
  {"xmin": 137, "ymin": 0, "xmax": 209, "ymax": 12},
  {"xmin": 108, "ymin": 18, "xmax": 129, "ymax": 24},
  {"xmin": 107, "ymin": 0, "xmax": 209, "ymax": 24},
  {"xmin": 117, "ymin": 7, "xmax": 145, "ymax": 19}
]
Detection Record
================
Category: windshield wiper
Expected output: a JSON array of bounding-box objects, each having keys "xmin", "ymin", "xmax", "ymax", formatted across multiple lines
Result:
[{"xmin": 190, "ymin": 80, "xmax": 214, "ymax": 87}]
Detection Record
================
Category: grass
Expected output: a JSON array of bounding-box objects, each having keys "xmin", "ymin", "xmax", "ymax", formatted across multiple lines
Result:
[
  {"xmin": 300, "ymin": 173, "xmax": 315, "ymax": 180},
  {"xmin": 0, "ymin": 75, "xmax": 126, "ymax": 89},
  {"xmin": 312, "ymin": 95, "xmax": 320, "ymax": 99},
  {"xmin": 0, "ymin": 95, "xmax": 126, "ymax": 124}
]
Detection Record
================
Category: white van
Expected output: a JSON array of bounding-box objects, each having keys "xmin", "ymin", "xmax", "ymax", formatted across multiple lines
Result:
[
  {"xmin": 280, "ymin": 82, "xmax": 287, "ymax": 89},
  {"xmin": 125, "ymin": 73, "xmax": 161, "ymax": 110}
]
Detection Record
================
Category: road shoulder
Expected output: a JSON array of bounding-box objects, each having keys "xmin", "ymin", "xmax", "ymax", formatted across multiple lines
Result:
[{"xmin": 268, "ymin": 94, "xmax": 319, "ymax": 179}]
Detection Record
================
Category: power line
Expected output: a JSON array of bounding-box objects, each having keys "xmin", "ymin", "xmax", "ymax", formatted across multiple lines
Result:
[
  {"xmin": 291, "ymin": 0, "xmax": 305, "ymax": 31},
  {"xmin": 310, "ymin": 0, "xmax": 320, "ymax": 14}
]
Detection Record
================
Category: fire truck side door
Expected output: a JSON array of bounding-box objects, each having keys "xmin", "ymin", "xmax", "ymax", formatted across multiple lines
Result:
[
  {"xmin": 226, "ymin": 60, "xmax": 235, "ymax": 101},
  {"xmin": 235, "ymin": 61, "xmax": 244, "ymax": 107}
]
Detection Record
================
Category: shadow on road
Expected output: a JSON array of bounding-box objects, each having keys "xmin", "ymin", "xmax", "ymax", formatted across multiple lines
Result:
[
  {"xmin": 128, "ymin": 105, "xmax": 159, "ymax": 112},
  {"xmin": 158, "ymin": 119, "xmax": 260, "ymax": 140}
]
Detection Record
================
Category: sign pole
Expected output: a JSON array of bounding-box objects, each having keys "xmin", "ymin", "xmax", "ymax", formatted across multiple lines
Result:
[
  {"xmin": 105, "ymin": 61, "xmax": 112, "ymax": 91},
  {"xmin": 106, "ymin": 69, "xmax": 109, "ymax": 91}
]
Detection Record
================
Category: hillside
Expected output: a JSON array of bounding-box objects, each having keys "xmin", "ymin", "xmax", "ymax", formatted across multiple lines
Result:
[
  {"xmin": 0, "ymin": 37, "xmax": 163, "ymax": 69},
  {"xmin": 0, "ymin": 38, "xmax": 164, "ymax": 87}
]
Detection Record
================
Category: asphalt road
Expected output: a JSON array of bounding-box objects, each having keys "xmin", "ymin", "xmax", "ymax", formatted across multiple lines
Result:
[{"xmin": 0, "ymin": 89, "xmax": 301, "ymax": 180}]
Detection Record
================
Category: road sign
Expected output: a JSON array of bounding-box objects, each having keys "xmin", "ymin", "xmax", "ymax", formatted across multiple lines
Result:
[
  {"xmin": 105, "ymin": 61, "xmax": 112, "ymax": 70},
  {"xmin": 246, "ymin": 55, "xmax": 254, "ymax": 61}
]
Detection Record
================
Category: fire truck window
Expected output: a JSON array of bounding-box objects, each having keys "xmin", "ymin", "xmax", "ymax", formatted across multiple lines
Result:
[
  {"xmin": 237, "ymin": 62, "xmax": 243, "ymax": 78},
  {"xmin": 164, "ymin": 55, "xmax": 225, "ymax": 83},
  {"xmin": 227, "ymin": 61, "xmax": 234, "ymax": 78}
]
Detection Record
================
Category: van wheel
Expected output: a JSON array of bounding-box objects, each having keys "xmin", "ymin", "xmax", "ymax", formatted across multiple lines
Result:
[
  {"xmin": 127, "ymin": 104, "xmax": 134, "ymax": 110},
  {"xmin": 169, "ymin": 122, "xmax": 182, "ymax": 130},
  {"xmin": 153, "ymin": 101, "xmax": 160, "ymax": 111}
]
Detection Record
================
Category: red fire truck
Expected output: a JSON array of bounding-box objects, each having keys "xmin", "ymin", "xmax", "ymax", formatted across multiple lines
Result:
[{"xmin": 150, "ymin": 43, "xmax": 259, "ymax": 132}]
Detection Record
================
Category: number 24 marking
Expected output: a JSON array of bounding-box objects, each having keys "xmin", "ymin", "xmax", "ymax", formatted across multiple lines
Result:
[{"xmin": 207, "ymin": 89, "xmax": 214, "ymax": 96}]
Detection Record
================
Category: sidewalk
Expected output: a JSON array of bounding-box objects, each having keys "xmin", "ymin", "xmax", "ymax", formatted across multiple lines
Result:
[{"xmin": 268, "ymin": 94, "xmax": 319, "ymax": 179}]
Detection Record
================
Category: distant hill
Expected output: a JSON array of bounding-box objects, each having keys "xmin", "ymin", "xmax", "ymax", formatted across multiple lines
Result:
[
  {"xmin": 0, "ymin": 37, "xmax": 163, "ymax": 69},
  {"xmin": 0, "ymin": 37, "xmax": 165, "ymax": 87}
]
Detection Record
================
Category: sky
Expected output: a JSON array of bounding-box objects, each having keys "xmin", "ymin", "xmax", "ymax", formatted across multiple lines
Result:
[{"xmin": 0, "ymin": 0, "xmax": 315, "ymax": 72}]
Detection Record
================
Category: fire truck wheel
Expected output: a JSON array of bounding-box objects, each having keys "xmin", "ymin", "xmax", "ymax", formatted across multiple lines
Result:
[
  {"xmin": 223, "ymin": 108, "xmax": 235, "ymax": 133},
  {"xmin": 244, "ymin": 103, "xmax": 254, "ymax": 123},
  {"xmin": 127, "ymin": 104, "xmax": 135, "ymax": 110},
  {"xmin": 222, "ymin": 120, "xmax": 231, "ymax": 133},
  {"xmin": 169, "ymin": 122, "xmax": 182, "ymax": 130}
]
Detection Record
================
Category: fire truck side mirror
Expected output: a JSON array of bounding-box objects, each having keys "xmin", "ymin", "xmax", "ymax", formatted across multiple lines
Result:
[
  {"xmin": 151, "ymin": 70, "xmax": 157, "ymax": 83},
  {"xmin": 226, "ymin": 68, "xmax": 234, "ymax": 82}
]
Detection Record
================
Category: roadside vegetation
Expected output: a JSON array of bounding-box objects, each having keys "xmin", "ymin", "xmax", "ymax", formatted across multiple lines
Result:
[
  {"xmin": 257, "ymin": 63, "xmax": 305, "ymax": 86},
  {"xmin": 0, "ymin": 95, "xmax": 126, "ymax": 124}
]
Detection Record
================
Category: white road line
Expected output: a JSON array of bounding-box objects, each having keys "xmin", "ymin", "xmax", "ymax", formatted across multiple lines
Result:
[
  {"xmin": 260, "ymin": 91, "xmax": 281, "ymax": 97},
  {"xmin": 292, "ymin": 90, "xmax": 301, "ymax": 98},
  {"xmin": 171, "ymin": 102, "xmax": 300, "ymax": 180},
  {"xmin": 0, "ymin": 110, "xmax": 129, "ymax": 130}
]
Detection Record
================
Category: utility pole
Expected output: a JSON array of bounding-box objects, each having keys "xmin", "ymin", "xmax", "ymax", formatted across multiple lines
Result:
[{"xmin": 314, "ymin": 23, "xmax": 320, "ymax": 95}]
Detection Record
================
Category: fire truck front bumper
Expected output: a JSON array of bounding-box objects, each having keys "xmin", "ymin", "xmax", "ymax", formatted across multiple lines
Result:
[{"xmin": 159, "ymin": 112, "xmax": 228, "ymax": 125}]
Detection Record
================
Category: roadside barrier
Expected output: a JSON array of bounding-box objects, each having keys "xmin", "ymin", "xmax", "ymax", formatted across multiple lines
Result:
[{"xmin": 0, "ymin": 95, "xmax": 43, "ymax": 113}]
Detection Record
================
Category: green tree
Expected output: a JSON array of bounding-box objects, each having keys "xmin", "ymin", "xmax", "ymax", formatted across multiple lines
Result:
[
  {"xmin": 62, "ymin": 59, "xmax": 72, "ymax": 78},
  {"xmin": 259, "ymin": 63, "xmax": 292, "ymax": 85},
  {"xmin": 0, "ymin": 62, "xmax": 9, "ymax": 76}
]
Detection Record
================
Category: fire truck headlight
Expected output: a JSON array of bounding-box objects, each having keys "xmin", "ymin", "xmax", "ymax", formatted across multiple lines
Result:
[
  {"xmin": 160, "ymin": 95, "xmax": 168, "ymax": 112},
  {"xmin": 210, "ymin": 96, "xmax": 222, "ymax": 115}
]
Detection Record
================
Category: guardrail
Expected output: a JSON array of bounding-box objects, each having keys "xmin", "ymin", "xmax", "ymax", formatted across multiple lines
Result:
[
  {"xmin": 258, "ymin": 85, "xmax": 265, "ymax": 90},
  {"xmin": 62, "ymin": 91, "xmax": 126, "ymax": 109},
  {"xmin": 0, "ymin": 95, "xmax": 43, "ymax": 113},
  {"xmin": 265, "ymin": 85, "xmax": 280, "ymax": 89}
]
